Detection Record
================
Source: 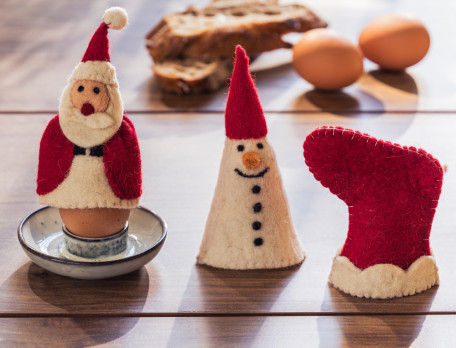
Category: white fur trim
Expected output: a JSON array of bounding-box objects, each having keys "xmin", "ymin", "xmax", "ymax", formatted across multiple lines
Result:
[
  {"xmin": 197, "ymin": 137, "xmax": 305, "ymax": 270},
  {"xmin": 38, "ymin": 156, "xmax": 139, "ymax": 209},
  {"xmin": 328, "ymin": 248, "xmax": 439, "ymax": 299},
  {"xmin": 70, "ymin": 61, "xmax": 118, "ymax": 87},
  {"xmin": 104, "ymin": 7, "xmax": 128, "ymax": 30}
]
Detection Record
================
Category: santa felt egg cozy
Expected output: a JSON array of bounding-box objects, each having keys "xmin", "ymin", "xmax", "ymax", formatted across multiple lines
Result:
[
  {"xmin": 197, "ymin": 46, "xmax": 305, "ymax": 270},
  {"xmin": 36, "ymin": 7, "xmax": 142, "ymax": 239}
]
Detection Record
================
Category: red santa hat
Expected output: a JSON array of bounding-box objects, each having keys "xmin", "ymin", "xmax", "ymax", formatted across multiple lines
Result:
[
  {"xmin": 225, "ymin": 45, "xmax": 268, "ymax": 140},
  {"xmin": 303, "ymin": 126, "xmax": 442, "ymax": 298},
  {"xmin": 69, "ymin": 7, "xmax": 128, "ymax": 86}
]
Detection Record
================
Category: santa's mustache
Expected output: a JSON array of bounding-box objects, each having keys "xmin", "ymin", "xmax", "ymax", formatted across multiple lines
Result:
[{"xmin": 66, "ymin": 108, "xmax": 115, "ymax": 130}]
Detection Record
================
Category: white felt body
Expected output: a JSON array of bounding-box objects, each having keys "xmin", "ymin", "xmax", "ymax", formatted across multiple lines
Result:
[
  {"xmin": 197, "ymin": 137, "xmax": 305, "ymax": 269},
  {"xmin": 329, "ymin": 247, "xmax": 439, "ymax": 299},
  {"xmin": 38, "ymin": 155, "xmax": 139, "ymax": 209}
]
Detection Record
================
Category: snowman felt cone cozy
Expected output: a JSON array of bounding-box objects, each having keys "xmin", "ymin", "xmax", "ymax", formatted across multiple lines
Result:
[
  {"xmin": 197, "ymin": 46, "xmax": 305, "ymax": 270},
  {"xmin": 303, "ymin": 126, "xmax": 443, "ymax": 299},
  {"xmin": 36, "ymin": 8, "xmax": 142, "ymax": 238}
]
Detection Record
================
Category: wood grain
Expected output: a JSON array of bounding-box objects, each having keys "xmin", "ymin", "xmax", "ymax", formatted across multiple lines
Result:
[
  {"xmin": 1, "ymin": 0, "xmax": 455, "ymax": 343},
  {"xmin": 1, "ymin": 0, "xmax": 455, "ymax": 113},
  {"xmin": 0, "ymin": 315, "xmax": 454, "ymax": 347},
  {"xmin": 1, "ymin": 113, "xmax": 455, "ymax": 315}
]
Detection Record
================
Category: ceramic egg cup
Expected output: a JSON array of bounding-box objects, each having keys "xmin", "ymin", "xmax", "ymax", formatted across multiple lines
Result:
[
  {"xmin": 18, "ymin": 206, "xmax": 167, "ymax": 279},
  {"xmin": 62, "ymin": 223, "xmax": 129, "ymax": 259}
]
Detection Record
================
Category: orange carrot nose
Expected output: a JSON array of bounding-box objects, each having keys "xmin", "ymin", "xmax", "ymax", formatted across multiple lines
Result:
[{"xmin": 242, "ymin": 151, "xmax": 261, "ymax": 169}]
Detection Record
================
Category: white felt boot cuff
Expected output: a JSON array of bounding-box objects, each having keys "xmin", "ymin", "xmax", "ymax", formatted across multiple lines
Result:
[{"xmin": 328, "ymin": 247, "xmax": 439, "ymax": 299}]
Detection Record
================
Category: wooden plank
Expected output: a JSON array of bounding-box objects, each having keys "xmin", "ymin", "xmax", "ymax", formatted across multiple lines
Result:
[
  {"xmin": 0, "ymin": 315, "xmax": 455, "ymax": 347},
  {"xmin": 0, "ymin": 113, "xmax": 455, "ymax": 315},
  {"xmin": 0, "ymin": 0, "xmax": 455, "ymax": 113}
]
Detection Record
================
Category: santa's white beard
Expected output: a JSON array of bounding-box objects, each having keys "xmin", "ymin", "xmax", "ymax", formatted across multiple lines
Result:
[{"xmin": 58, "ymin": 83, "xmax": 123, "ymax": 148}]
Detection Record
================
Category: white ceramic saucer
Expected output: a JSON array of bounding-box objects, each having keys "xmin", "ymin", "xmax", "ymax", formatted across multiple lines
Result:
[{"xmin": 18, "ymin": 206, "xmax": 167, "ymax": 279}]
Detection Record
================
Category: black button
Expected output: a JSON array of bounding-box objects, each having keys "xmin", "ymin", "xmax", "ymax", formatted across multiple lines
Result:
[
  {"xmin": 237, "ymin": 145, "xmax": 244, "ymax": 152},
  {"xmin": 252, "ymin": 185, "xmax": 261, "ymax": 194},
  {"xmin": 252, "ymin": 221, "xmax": 262, "ymax": 230},
  {"xmin": 256, "ymin": 143, "xmax": 263, "ymax": 149},
  {"xmin": 254, "ymin": 238, "xmax": 263, "ymax": 246},
  {"xmin": 253, "ymin": 202, "xmax": 262, "ymax": 213}
]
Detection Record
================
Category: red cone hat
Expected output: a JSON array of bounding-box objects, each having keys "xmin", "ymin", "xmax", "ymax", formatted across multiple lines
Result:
[
  {"xmin": 69, "ymin": 7, "xmax": 128, "ymax": 86},
  {"xmin": 225, "ymin": 45, "xmax": 268, "ymax": 140},
  {"xmin": 82, "ymin": 7, "xmax": 127, "ymax": 63},
  {"xmin": 82, "ymin": 23, "xmax": 111, "ymax": 62}
]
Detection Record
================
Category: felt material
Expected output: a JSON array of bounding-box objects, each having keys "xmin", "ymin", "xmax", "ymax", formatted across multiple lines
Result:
[
  {"xmin": 225, "ymin": 46, "xmax": 267, "ymax": 140},
  {"xmin": 103, "ymin": 7, "xmax": 128, "ymax": 30},
  {"xmin": 36, "ymin": 116, "xmax": 74, "ymax": 196},
  {"xmin": 303, "ymin": 125, "xmax": 443, "ymax": 272},
  {"xmin": 81, "ymin": 102, "xmax": 95, "ymax": 116},
  {"xmin": 39, "ymin": 155, "xmax": 139, "ymax": 209},
  {"xmin": 82, "ymin": 7, "xmax": 128, "ymax": 62},
  {"xmin": 71, "ymin": 80, "xmax": 110, "ymax": 114},
  {"xmin": 197, "ymin": 137, "xmax": 305, "ymax": 269},
  {"xmin": 37, "ymin": 7, "xmax": 139, "ymax": 209},
  {"xmin": 37, "ymin": 115, "xmax": 142, "ymax": 208},
  {"xmin": 59, "ymin": 79, "xmax": 123, "ymax": 148},
  {"xmin": 73, "ymin": 7, "xmax": 128, "ymax": 88},
  {"xmin": 82, "ymin": 23, "xmax": 110, "ymax": 62},
  {"xmin": 242, "ymin": 151, "xmax": 261, "ymax": 169},
  {"xmin": 329, "ymin": 247, "xmax": 439, "ymax": 299},
  {"xmin": 103, "ymin": 116, "xmax": 142, "ymax": 201},
  {"xmin": 70, "ymin": 61, "xmax": 118, "ymax": 88}
]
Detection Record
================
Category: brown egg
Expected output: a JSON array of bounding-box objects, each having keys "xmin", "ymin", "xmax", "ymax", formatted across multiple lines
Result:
[
  {"xmin": 59, "ymin": 208, "xmax": 130, "ymax": 238},
  {"xmin": 292, "ymin": 28, "xmax": 364, "ymax": 91},
  {"xmin": 359, "ymin": 14, "xmax": 430, "ymax": 71}
]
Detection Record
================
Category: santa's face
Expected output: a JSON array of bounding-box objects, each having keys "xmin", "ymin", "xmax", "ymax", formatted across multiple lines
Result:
[
  {"xmin": 59, "ymin": 78, "xmax": 123, "ymax": 148},
  {"xmin": 227, "ymin": 137, "xmax": 272, "ymax": 180},
  {"xmin": 71, "ymin": 79, "xmax": 109, "ymax": 116}
]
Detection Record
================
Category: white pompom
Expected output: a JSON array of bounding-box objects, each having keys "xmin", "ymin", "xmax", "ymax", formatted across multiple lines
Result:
[{"xmin": 103, "ymin": 7, "xmax": 128, "ymax": 30}]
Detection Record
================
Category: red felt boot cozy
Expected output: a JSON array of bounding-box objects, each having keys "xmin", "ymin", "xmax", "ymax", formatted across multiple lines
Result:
[{"xmin": 303, "ymin": 126, "xmax": 443, "ymax": 299}]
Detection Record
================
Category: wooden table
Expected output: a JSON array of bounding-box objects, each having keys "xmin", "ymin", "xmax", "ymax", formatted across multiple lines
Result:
[{"xmin": 1, "ymin": 0, "xmax": 456, "ymax": 346}]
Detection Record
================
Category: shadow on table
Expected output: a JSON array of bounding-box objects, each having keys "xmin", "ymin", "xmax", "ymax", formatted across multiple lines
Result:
[
  {"xmin": 166, "ymin": 263, "xmax": 301, "ymax": 347},
  {"xmin": 318, "ymin": 284, "xmax": 438, "ymax": 347},
  {"xmin": 1, "ymin": 262, "xmax": 152, "ymax": 346},
  {"xmin": 368, "ymin": 69, "xmax": 418, "ymax": 95},
  {"xmin": 294, "ymin": 88, "xmax": 385, "ymax": 117}
]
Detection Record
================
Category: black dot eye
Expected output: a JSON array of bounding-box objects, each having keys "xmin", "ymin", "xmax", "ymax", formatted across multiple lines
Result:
[
  {"xmin": 237, "ymin": 145, "xmax": 244, "ymax": 152},
  {"xmin": 77, "ymin": 85, "xmax": 84, "ymax": 92},
  {"xmin": 93, "ymin": 87, "xmax": 100, "ymax": 94},
  {"xmin": 257, "ymin": 143, "xmax": 263, "ymax": 149}
]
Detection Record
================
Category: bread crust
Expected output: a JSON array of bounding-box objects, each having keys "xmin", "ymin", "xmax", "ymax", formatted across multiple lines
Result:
[
  {"xmin": 152, "ymin": 58, "xmax": 232, "ymax": 94},
  {"xmin": 145, "ymin": 4, "xmax": 327, "ymax": 61},
  {"xmin": 145, "ymin": 1, "xmax": 327, "ymax": 94}
]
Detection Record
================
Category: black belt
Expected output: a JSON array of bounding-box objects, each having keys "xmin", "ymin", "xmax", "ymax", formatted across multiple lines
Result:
[{"xmin": 73, "ymin": 145, "xmax": 103, "ymax": 157}]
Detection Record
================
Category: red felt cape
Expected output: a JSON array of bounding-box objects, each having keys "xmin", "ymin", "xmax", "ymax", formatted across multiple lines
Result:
[{"xmin": 36, "ymin": 115, "xmax": 142, "ymax": 200}]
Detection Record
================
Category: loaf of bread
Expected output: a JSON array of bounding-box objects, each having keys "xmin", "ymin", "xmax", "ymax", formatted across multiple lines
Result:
[
  {"xmin": 146, "ymin": 3, "xmax": 327, "ymax": 61},
  {"xmin": 146, "ymin": 1, "xmax": 327, "ymax": 94}
]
